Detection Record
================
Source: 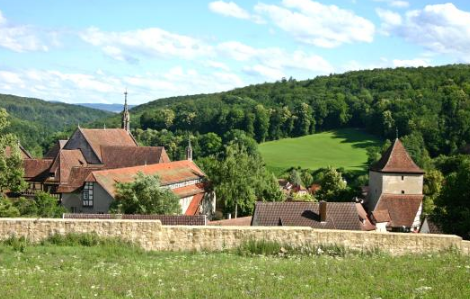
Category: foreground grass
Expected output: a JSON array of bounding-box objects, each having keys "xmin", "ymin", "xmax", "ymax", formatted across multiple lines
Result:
[
  {"xmin": 259, "ymin": 128, "xmax": 381, "ymax": 174},
  {"xmin": 0, "ymin": 242, "xmax": 469, "ymax": 298}
]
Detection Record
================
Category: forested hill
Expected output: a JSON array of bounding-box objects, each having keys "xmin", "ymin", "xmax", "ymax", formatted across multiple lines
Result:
[
  {"xmin": 99, "ymin": 64, "xmax": 470, "ymax": 161},
  {"xmin": 0, "ymin": 94, "xmax": 112, "ymax": 157}
]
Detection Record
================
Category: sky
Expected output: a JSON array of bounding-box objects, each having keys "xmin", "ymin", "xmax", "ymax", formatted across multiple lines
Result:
[{"xmin": 0, "ymin": 0, "xmax": 469, "ymax": 105}]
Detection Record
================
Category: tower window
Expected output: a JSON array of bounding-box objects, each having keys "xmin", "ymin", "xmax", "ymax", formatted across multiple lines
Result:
[
  {"xmin": 82, "ymin": 182, "xmax": 94, "ymax": 207},
  {"xmin": 401, "ymin": 190, "xmax": 405, "ymax": 194},
  {"xmin": 401, "ymin": 175, "xmax": 404, "ymax": 180}
]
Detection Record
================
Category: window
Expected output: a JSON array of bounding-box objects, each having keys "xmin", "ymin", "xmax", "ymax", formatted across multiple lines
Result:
[
  {"xmin": 401, "ymin": 175, "xmax": 404, "ymax": 181},
  {"xmin": 82, "ymin": 182, "xmax": 94, "ymax": 207},
  {"xmin": 401, "ymin": 190, "xmax": 405, "ymax": 194}
]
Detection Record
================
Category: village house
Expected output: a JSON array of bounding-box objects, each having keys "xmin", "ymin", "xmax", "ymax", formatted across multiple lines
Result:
[{"xmin": 18, "ymin": 92, "xmax": 215, "ymax": 217}]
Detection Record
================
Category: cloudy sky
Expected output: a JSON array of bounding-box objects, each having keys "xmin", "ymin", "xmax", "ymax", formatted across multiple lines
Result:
[{"xmin": 0, "ymin": 0, "xmax": 469, "ymax": 105}]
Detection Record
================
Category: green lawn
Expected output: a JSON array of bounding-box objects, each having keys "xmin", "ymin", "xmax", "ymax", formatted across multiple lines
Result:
[
  {"xmin": 259, "ymin": 128, "xmax": 381, "ymax": 174},
  {"xmin": 0, "ymin": 242, "xmax": 469, "ymax": 298}
]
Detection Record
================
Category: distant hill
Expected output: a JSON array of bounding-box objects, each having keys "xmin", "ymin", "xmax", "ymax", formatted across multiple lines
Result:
[
  {"xmin": 97, "ymin": 64, "xmax": 470, "ymax": 159},
  {"xmin": 0, "ymin": 93, "xmax": 112, "ymax": 157},
  {"xmin": 77, "ymin": 103, "xmax": 135, "ymax": 113}
]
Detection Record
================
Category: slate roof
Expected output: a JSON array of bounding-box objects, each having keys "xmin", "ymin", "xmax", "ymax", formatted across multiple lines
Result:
[
  {"xmin": 370, "ymin": 139, "xmax": 424, "ymax": 174},
  {"xmin": 100, "ymin": 146, "xmax": 170, "ymax": 168},
  {"xmin": 374, "ymin": 194, "xmax": 423, "ymax": 228},
  {"xmin": 252, "ymin": 202, "xmax": 374, "ymax": 231},
  {"xmin": 79, "ymin": 128, "xmax": 137, "ymax": 161},
  {"xmin": 23, "ymin": 159, "xmax": 53, "ymax": 180},
  {"xmin": 62, "ymin": 213, "xmax": 206, "ymax": 225},
  {"xmin": 86, "ymin": 160, "xmax": 205, "ymax": 198}
]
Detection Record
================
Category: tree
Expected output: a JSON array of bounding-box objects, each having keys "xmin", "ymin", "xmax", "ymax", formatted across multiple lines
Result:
[
  {"xmin": 34, "ymin": 192, "xmax": 66, "ymax": 217},
  {"xmin": 199, "ymin": 143, "xmax": 282, "ymax": 218},
  {"xmin": 434, "ymin": 161, "xmax": 470, "ymax": 240},
  {"xmin": 0, "ymin": 108, "xmax": 26, "ymax": 193},
  {"xmin": 315, "ymin": 167, "xmax": 347, "ymax": 202},
  {"xmin": 293, "ymin": 103, "xmax": 313, "ymax": 136},
  {"xmin": 197, "ymin": 133, "xmax": 222, "ymax": 158},
  {"xmin": 111, "ymin": 172, "xmax": 180, "ymax": 215},
  {"xmin": 253, "ymin": 105, "xmax": 269, "ymax": 142},
  {"xmin": 423, "ymin": 169, "xmax": 444, "ymax": 215},
  {"xmin": 289, "ymin": 169, "xmax": 303, "ymax": 186}
]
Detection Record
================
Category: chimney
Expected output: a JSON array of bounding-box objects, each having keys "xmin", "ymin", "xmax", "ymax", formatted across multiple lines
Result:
[{"xmin": 319, "ymin": 201, "xmax": 327, "ymax": 222}]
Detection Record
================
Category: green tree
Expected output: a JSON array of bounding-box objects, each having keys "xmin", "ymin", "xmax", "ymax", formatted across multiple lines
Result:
[
  {"xmin": 423, "ymin": 169, "xmax": 444, "ymax": 215},
  {"xmin": 0, "ymin": 196, "xmax": 20, "ymax": 217},
  {"xmin": 197, "ymin": 133, "xmax": 222, "ymax": 158},
  {"xmin": 34, "ymin": 191, "xmax": 66, "ymax": 217},
  {"xmin": 435, "ymin": 161, "xmax": 470, "ymax": 239},
  {"xmin": 199, "ymin": 144, "xmax": 281, "ymax": 218},
  {"xmin": 253, "ymin": 105, "xmax": 269, "ymax": 142},
  {"xmin": 289, "ymin": 169, "xmax": 303, "ymax": 186},
  {"xmin": 315, "ymin": 167, "xmax": 347, "ymax": 202},
  {"xmin": 0, "ymin": 108, "xmax": 26, "ymax": 193},
  {"xmin": 111, "ymin": 172, "xmax": 180, "ymax": 215}
]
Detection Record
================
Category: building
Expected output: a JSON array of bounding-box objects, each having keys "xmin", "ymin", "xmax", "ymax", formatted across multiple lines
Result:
[
  {"xmin": 251, "ymin": 201, "xmax": 375, "ymax": 231},
  {"xmin": 366, "ymin": 138, "xmax": 425, "ymax": 232},
  {"xmin": 18, "ymin": 92, "xmax": 214, "ymax": 217}
]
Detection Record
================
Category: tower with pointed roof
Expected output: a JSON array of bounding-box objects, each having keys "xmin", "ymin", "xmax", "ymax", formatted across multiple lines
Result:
[
  {"xmin": 122, "ymin": 89, "xmax": 130, "ymax": 132},
  {"xmin": 186, "ymin": 138, "xmax": 193, "ymax": 161},
  {"xmin": 367, "ymin": 138, "xmax": 425, "ymax": 231}
]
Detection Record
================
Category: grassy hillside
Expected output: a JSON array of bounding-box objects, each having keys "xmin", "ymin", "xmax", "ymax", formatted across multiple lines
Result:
[
  {"xmin": 0, "ymin": 241, "xmax": 469, "ymax": 298},
  {"xmin": 259, "ymin": 128, "xmax": 382, "ymax": 174},
  {"xmin": 0, "ymin": 93, "xmax": 112, "ymax": 156}
]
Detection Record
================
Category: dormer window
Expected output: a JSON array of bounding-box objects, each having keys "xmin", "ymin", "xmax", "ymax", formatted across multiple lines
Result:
[{"xmin": 82, "ymin": 182, "xmax": 94, "ymax": 207}]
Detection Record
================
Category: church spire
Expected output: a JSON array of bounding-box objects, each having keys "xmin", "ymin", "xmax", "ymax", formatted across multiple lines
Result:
[
  {"xmin": 122, "ymin": 89, "xmax": 130, "ymax": 132},
  {"xmin": 186, "ymin": 138, "xmax": 193, "ymax": 161}
]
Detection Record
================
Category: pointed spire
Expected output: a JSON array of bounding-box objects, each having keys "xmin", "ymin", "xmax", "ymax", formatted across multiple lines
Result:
[
  {"xmin": 370, "ymin": 138, "xmax": 424, "ymax": 174},
  {"xmin": 186, "ymin": 137, "xmax": 193, "ymax": 161},
  {"xmin": 122, "ymin": 88, "xmax": 130, "ymax": 132}
]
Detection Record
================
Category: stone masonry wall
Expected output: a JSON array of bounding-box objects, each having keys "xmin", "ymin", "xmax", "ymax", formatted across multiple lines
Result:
[{"xmin": 0, "ymin": 218, "xmax": 466, "ymax": 256}]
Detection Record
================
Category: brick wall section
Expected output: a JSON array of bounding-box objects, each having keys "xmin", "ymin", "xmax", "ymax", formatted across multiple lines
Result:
[{"xmin": 0, "ymin": 218, "xmax": 467, "ymax": 256}]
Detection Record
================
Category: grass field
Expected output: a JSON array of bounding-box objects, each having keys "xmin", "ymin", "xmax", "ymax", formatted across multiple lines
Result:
[
  {"xmin": 0, "ymin": 240, "xmax": 469, "ymax": 298},
  {"xmin": 259, "ymin": 128, "xmax": 381, "ymax": 174}
]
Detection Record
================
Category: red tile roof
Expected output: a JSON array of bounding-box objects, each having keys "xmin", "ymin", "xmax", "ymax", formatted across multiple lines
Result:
[
  {"xmin": 371, "ymin": 139, "xmax": 424, "ymax": 174},
  {"xmin": 86, "ymin": 160, "xmax": 205, "ymax": 198},
  {"xmin": 56, "ymin": 166, "xmax": 103, "ymax": 193},
  {"xmin": 185, "ymin": 193, "xmax": 204, "ymax": 215},
  {"xmin": 371, "ymin": 209, "xmax": 391, "ymax": 223},
  {"xmin": 5, "ymin": 145, "xmax": 32, "ymax": 159},
  {"xmin": 374, "ymin": 194, "xmax": 423, "ymax": 228},
  {"xmin": 44, "ymin": 140, "xmax": 68, "ymax": 159},
  {"xmin": 79, "ymin": 128, "xmax": 137, "ymax": 161},
  {"xmin": 52, "ymin": 150, "xmax": 87, "ymax": 184},
  {"xmin": 172, "ymin": 183, "xmax": 205, "ymax": 198},
  {"xmin": 252, "ymin": 202, "xmax": 373, "ymax": 231},
  {"xmin": 209, "ymin": 216, "xmax": 253, "ymax": 226},
  {"xmin": 23, "ymin": 159, "xmax": 53, "ymax": 180},
  {"xmin": 100, "ymin": 146, "xmax": 170, "ymax": 168}
]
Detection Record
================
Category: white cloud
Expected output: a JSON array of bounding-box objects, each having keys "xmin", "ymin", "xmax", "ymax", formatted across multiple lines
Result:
[
  {"xmin": 373, "ymin": 0, "xmax": 409, "ymax": 9},
  {"xmin": 0, "ymin": 67, "xmax": 245, "ymax": 104},
  {"xmin": 208, "ymin": 1, "xmax": 264, "ymax": 23},
  {"xmin": 209, "ymin": 1, "xmax": 250, "ymax": 19},
  {"xmin": 376, "ymin": 8, "xmax": 402, "ymax": 35},
  {"xmin": 80, "ymin": 27, "xmax": 213, "ymax": 62},
  {"xmin": 254, "ymin": 0, "xmax": 375, "ymax": 48},
  {"xmin": 0, "ymin": 10, "xmax": 51, "ymax": 52},
  {"xmin": 392, "ymin": 58, "xmax": 429, "ymax": 68},
  {"xmin": 218, "ymin": 41, "xmax": 334, "ymax": 78},
  {"xmin": 380, "ymin": 3, "xmax": 470, "ymax": 61},
  {"xmin": 390, "ymin": 1, "xmax": 409, "ymax": 8}
]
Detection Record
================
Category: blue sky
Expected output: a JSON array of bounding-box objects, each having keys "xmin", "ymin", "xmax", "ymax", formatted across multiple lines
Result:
[{"xmin": 0, "ymin": 0, "xmax": 469, "ymax": 105}]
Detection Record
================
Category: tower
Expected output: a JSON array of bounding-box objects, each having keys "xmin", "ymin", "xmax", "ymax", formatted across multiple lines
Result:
[
  {"xmin": 367, "ymin": 138, "xmax": 424, "ymax": 211},
  {"xmin": 186, "ymin": 138, "xmax": 193, "ymax": 161},
  {"xmin": 122, "ymin": 89, "xmax": 130, "ymax": 132}
]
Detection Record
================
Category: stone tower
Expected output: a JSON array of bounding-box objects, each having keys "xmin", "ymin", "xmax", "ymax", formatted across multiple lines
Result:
[
  {"xmin": 186, "ymin": 139, "xmax": 193, "ymax": 161},
  {"xmin": 367, "ymin": 138, "xmax": 424, "ymax": 211},
  {"xmin": 122, "ymin": 89, "xmax": 130, "ymax": 132}
]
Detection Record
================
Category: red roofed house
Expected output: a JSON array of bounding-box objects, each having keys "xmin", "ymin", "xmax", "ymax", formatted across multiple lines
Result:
[
  {"xmin": 18, "ymin": 93, "xmax": 215, "ymax": 217},
  {"xmin": 366, "ymin": 138, "xmax": 424, "ymax": 232}
]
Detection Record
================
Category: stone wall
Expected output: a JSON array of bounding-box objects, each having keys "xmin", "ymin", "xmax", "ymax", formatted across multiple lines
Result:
[{"xmin": 0, "ymin": 218, "xmax": 467, "ymax": 256}]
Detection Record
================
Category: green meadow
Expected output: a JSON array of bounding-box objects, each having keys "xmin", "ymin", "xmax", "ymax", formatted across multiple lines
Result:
[
  {"xmin": 0, "ymin": 240, "xmax": 469, "ymax": 298},
  {"xmin": 259, "ymin": 128, "xmax": 381, "ymax": 174}
]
